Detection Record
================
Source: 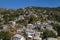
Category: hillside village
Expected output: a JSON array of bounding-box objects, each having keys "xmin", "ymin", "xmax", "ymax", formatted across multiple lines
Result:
[{"xmin": 0, "ymin": 7, "xmax": 60, "ymax": 40}]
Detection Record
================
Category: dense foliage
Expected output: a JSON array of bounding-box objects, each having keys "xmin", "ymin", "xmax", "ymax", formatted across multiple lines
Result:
[{"xmin": 0, "ymin": 31, "xmax": 11, "ymax": 40}]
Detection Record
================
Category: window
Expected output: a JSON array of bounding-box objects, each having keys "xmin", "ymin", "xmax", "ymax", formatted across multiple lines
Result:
[{"xmin": 12, "ymin": 37, "xmax": 21, "ymax": 40}]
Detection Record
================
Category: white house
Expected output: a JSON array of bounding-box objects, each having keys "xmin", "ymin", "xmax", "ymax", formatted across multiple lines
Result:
[
  {"xmin": 43, "ymin": 10, "xmax": 47, "ymax": 13},
  {"xmin": 26, "ymin": 29, "xmax": 35, "ymax": 38},
  {"xmin": 17, "ymin": 25, "xmax": 26, "ymax": 33},
  {"xmin": 18, "ymin": 15, "xmax": 25, "ymax": 20},
  {"xmin": 27, "ymin": 24, "xmax": 35, "ymax": 29},
  {"xmin": 41, "ymin": 25, "xmax": 46, "ymax": 30},
  {"xmin": 2, "ymin": 25, "xmax": 9, "ymax": 31},
  {"xmin": 8, "ymin": 21, "xmax": 16, "ymax": 26},
  {"xmin": 52, "ymin": 30, "xmax": 58, "ymax": 36},
  {"xmin": 34, "ymin": 31, "xmax": 42, "ymax": 40},
  {"xmin": 35, "ymin": 21, "xmax": 42, "ymax": 28},
  {"xmin": 12, "ymin": 34, "xmax": 26, "ymax": 40},
  {"xmin": 47, "ymin": 20, "xmax": 52, "ymax": 24},
  {"xmin": 34, "ymin": 37, "xmax": 42, "ymax": 40},
  {"xmin": 17, "ymin": 25, "xmax": 25, "ymax": 30},
  {"xmin": 43, "ymin": 22, "xmax": 48, "ymax": 25},
  {"xmin": 46, "ymin": 25, "xmax": 53, "ymax": 30},
  {"xmin": 0, "ymin": 25, "xmax": 9, "ymax": 31},
  {"xmin": 0, "ymin": 14, "xmax": 4, "ymax": 18},
  {"xmin": 47, "ymin": 38, "xmax": 58, "ymax": 40},
  {"xmin": 41, "ymin": 24, "xmax": 53, "ymax": 31},
  {"xmin": 14, "ymin": 15, "xmax": 25, "ymax": 22}
]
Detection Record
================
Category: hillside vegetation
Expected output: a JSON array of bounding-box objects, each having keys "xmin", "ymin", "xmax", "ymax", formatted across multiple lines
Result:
[{"xmin": 0, "ymin": 6, "xmax": 60, "ymax": 36}]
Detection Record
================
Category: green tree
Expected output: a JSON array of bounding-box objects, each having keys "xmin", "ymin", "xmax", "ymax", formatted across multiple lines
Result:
[
  {"xmin": 53, "ymin": 24, "xmax": 60, "ymax": 36},
  {"xmin": 43, "ymin": 30, "xmax": 56, "ymax": 39},
  {"xmin": 0, "ymin": 31, "xmax": 11, "ymax": 40}
]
